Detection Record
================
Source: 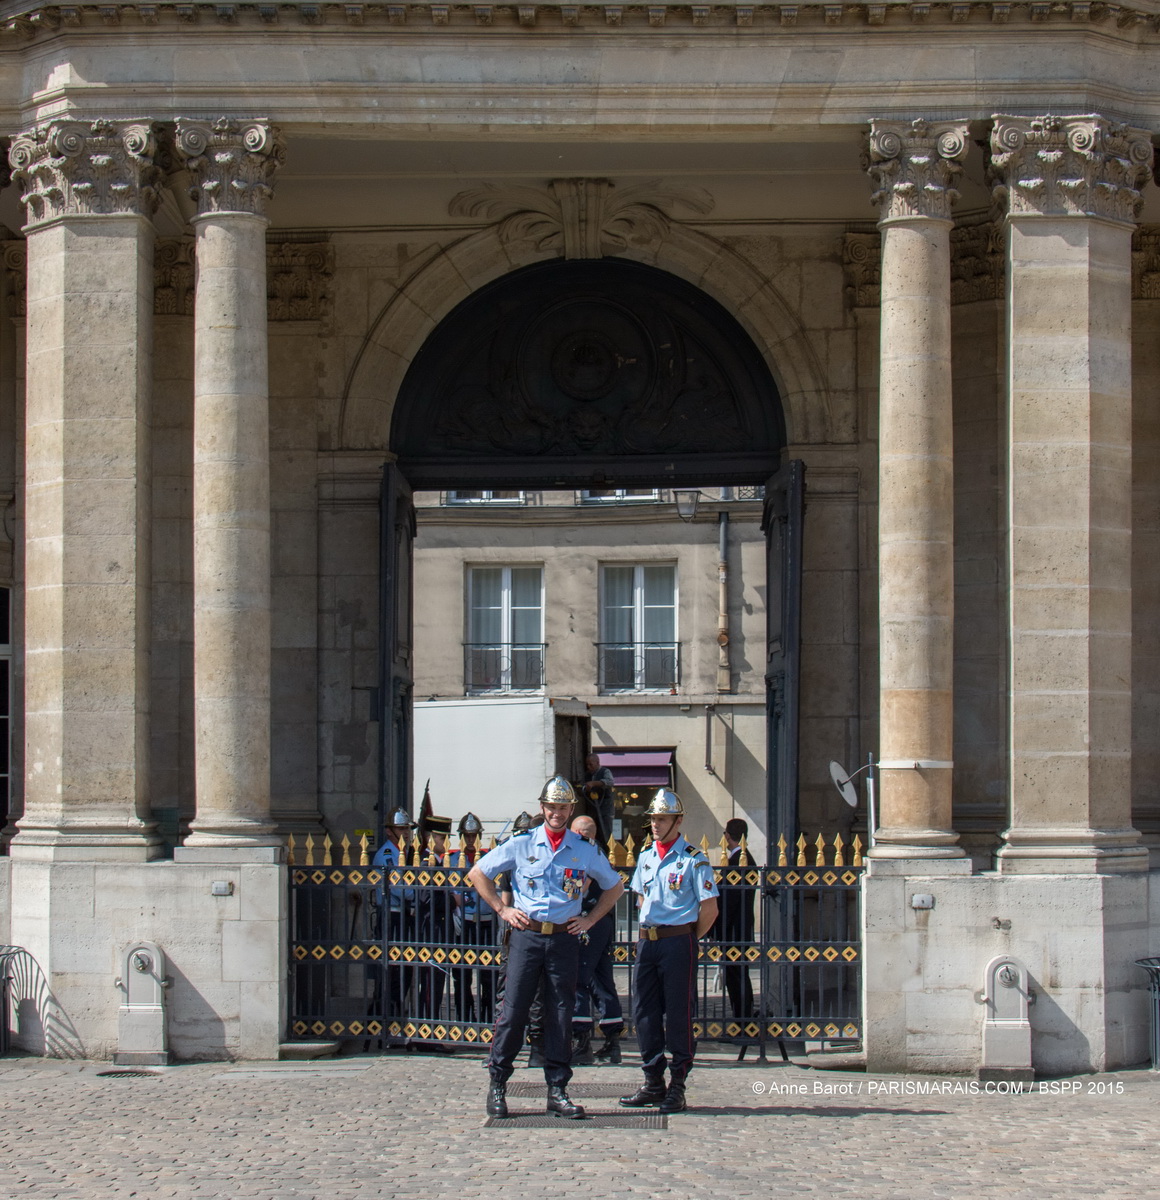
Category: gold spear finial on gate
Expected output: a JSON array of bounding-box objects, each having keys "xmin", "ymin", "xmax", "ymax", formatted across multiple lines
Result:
[
  {"xmin": 852, "ymin": 835, "xmax": 864, "ymax": 867},
  {"xmin": 341, "ymin": 834, "xmax": 352, "ymax": 867},
  {"xmin": 287, "ymin": 834, "xmax": 297, "ymax": 866},
  {"xmin": 833, "ymin": 832, "xmax": 845, "ymax": 867},
  {"xmin": 815, "ymin": 833, "xmax": 826, "ymax": 867},
  {"xmin": 304, "ymin": 834, "xmax": 316, "ymax": 867},
  {"xmin": 776, "ymin": 834, "xmax": 788, "ymax": 867},
  {"xmin": 795, "ymin": 834, "xmax": 808, "ymax": 867},
  {"xmin": 359, "ymin": 834, "xmax": 370, "ymax": 867}
]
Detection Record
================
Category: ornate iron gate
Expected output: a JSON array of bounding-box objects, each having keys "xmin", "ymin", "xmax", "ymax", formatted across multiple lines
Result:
[{"xmin": 287, "ymin": 833, "xmax": 864, "ymax": 1053}]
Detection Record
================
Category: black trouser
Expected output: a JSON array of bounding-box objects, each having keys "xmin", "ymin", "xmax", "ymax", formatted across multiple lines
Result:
[
  {"xmin": 723, "ymin": 961, "xmax": 754, "ymax": 1020},
  {"xmin": 632, "ymin": 931, "xmax": 697, "ymax": 1083},
  {"xmin": 573, "ymin": 912, "xmax": 623, "ymax": 1033},
  {"xmin": 456, "ymin": 917, "xmax": 497, "ymax": 1024},
  {"xmin": 489, "ymin": 928, "xmax": 579, "ymax": 1087}
]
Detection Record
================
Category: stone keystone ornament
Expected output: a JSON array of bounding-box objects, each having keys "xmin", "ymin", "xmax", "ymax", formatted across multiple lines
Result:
[
  {"xmin": 865, "ymin": 118, "xmax": 969, "ymax": 223},
  {"xmin": 174, "ymin": 117, "xmax": 285, "ymax": 217},
  {"xmin": 989, "ymin": 114, "xmax": 1153, "ymax": 224},
  {"xmin": 9, "ymin": 119, "xmax": 163, "ymax": 226}
]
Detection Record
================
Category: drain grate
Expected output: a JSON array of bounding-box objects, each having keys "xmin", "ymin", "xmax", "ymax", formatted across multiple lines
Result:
[
  {"xmin": 507, "ymin": 1082, "xmax": 630, "ymax": 1098},
  {"xmin": 96, "ymin": 1070, "xmax": 161, "ymax": 1079},
  {"xmin": 485, "ymin": 1112, "xmax": 666, "ymax": 1129}
]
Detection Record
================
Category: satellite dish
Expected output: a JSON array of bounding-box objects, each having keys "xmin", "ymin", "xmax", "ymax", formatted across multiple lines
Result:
[{"xmin": 829, "ymin": 760, "xmax": 859, "ymax": 809}]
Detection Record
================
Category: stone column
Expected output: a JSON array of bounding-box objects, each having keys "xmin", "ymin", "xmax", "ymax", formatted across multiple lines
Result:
[
  {"xmin": 7, "ymin": 121, "xmax": 163, "ymax": 860},
  {"xmin": 990, "ymin": 115, "xmax": 1150, "ymax": 873},
  {"xmin": 175, "ymin": 119, "xmax": 284, "ymax": 852},
  {"xmin": 865, "ymin": 119, "xmax": 968, "ymax": 861}
]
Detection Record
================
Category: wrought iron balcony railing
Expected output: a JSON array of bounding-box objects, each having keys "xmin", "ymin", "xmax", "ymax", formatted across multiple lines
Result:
[
  {"xmin": 464, "ymin": 643, "xmax": 546, "ymax": 693},
  {"xmin": 596, "ymin": 641, "xmax": 681, "ymax": 692}
]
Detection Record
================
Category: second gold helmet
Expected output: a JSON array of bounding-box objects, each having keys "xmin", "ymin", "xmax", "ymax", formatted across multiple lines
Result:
[{"xmin": 645, "ymin": 788, "xmax": 683, "ymax": 816}]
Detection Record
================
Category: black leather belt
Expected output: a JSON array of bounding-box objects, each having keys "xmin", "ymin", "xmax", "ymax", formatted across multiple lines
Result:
[{"xmin": 640, "ymin": 923, "xmax": 695, "ymax": 941}]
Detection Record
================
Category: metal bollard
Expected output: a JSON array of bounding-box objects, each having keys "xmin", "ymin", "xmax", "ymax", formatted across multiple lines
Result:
[{"xmin": 1134, "ymin": 958, "xmax": 1160, "ymax": 1071}]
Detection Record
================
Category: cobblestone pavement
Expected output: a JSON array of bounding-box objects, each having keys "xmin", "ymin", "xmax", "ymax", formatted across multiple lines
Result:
[{"xmin": 0, "ymin": 1048, "xmax": 1154, "ymax": 1200}]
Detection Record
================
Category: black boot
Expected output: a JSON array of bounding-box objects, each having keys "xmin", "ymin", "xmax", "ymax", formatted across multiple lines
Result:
[
  {"xmin": 486, "ymin": 1082, "xmax": 508, "ymax": 1118},
  {"xmin": 546, "ymin": 1086, "xmax": 586, "ymax": 1119},
  {"xmin": 572, "ymin": 1028, "xmax": 596, "ymax": 1066},
  {"xmin": 619, "ymin": 1078, "xmax": 667, "ymax": 1107},
  {"xmin": 594, "ymin": 1030, "xmax": 622, "ymax": 1065},
  {"xmin": 658, "ymin": 1080, "xmax": 687, "ymax": 1113},
  {"xmin": 527, "ymin": 1038, "xmax": 545, "ymax": 1069}
]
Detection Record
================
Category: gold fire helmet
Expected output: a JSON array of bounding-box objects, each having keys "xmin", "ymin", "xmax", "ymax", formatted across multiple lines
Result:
[{"xmin": 538, "ymin": 775, "xmax": 577, "ymax": 806}]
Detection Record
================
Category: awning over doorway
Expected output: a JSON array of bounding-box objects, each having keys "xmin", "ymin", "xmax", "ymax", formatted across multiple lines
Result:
[{"xmin": 596, "ymin": 749, "xmax": 674, "ymax": 787}]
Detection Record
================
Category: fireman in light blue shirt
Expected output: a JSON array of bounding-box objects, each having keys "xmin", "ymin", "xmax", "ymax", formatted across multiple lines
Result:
[
  {"xmin": 620, "ymin": 788, "xmax": 718, "ymax": 1115},
  {"xmin": 468, "ymin": 776, "xmax": 624, "ymax": 1121}
]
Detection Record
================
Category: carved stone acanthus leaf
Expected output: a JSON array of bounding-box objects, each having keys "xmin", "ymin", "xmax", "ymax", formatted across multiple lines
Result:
[
  {"xmin": 842, "ymin": 221, "xmax": 1004, "ymax": 308},
  {"xmin": 950, "ymin": 220, "xmax": 1004, "ymax": 304},
  {"xmin": 2, "ymin": 240, "xmax": 26, "ymax": 317},
  {"xmin": 154, "ymin": 237, "xmax": 194, "ymax": 315},
  {"xmin": 9, "ymin": 120, "xmax": 162, "ymax": 225},
  {"xmin": 1133, "ymin": 225, "xmax": 1160, "ymax": 300},
  {"xmin": 841, "ymin": 232, "xmax": 880, "ymax": 307},
  {"xmin": 989, "ymin": 114, "xmax": 1153, "ymax": 224},
  {"xmin": 865, "ymin": 119, "xmax": 968, "ymax": 223},
  {"xmin": 448, "ymin": 178, "xmax": 714, "ymax": 259},
  {"xmin": 267, "ymin": 238, "xmax": 333, "ymax": 320},
  {"xmin": 174, "ymin": 117, "xmax": 284, "ymax": 217}
]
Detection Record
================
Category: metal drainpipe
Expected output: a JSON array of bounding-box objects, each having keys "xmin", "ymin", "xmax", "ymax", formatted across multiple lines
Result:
[{"xmin": 716, "ymin": 509, "xmax": 731, "ymax": 694}]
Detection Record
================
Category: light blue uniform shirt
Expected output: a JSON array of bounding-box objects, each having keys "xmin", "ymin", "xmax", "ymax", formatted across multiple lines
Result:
[
  {"xmin": 475, "ymin": 826, "xmax": 622, "ymax": 924},
  {"xmin": 630, "ymin": 835, "xmax": 719, "ymax": 927},
  {"xmin": 372, "ymin": 840, "xmax": 412, "ymax": 911}
]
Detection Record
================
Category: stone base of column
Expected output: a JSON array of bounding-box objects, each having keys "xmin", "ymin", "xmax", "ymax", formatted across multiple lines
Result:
[
  {"xmin": 997, "ymin": 827, "xmax": 1149, "ymax": 874},
  {"xmin": 8, "ymin": 822, "xmax": 165, "ymax": 863},
  {"xmin": 865, "ymin": 854, "xmax": 972, "ymax": 877},
  {"xmin": 867, "ymin": 826, "xmax": 967, "ymax": 864},
  {"xmin": 181, "ymin": 817, "xmax": 283, "ymax": 859}
]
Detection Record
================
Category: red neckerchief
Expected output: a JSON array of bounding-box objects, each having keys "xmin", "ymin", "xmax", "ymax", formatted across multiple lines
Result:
[
  {"xmin": 544, "ymin": 826, "xmax": 566, "ymax": 853},
  {"xmin": 655, "ymin": 838, "xmax": 678, "ymax": 861}
]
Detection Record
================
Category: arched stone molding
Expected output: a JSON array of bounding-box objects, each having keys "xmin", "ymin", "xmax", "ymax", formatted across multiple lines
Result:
[{"xmin": 336, "ymin": 220, "xmax": 834, "ymax": 453}]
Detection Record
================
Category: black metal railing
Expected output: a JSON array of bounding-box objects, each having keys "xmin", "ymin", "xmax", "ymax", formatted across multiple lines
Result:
[
  {"xmin": 596, "ymin": 641, "xmax": 680, "ymax": 692},
  {"xmin": 464, "ymin": 643, "xmax": 546, "ymax": 692},
  {"xmin": 287, "ymin": 832, "xmax": 864, "ymax": 1055}
]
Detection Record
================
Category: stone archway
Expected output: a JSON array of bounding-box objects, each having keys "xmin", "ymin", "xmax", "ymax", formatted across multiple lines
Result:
[{"xmin": 335, "ymin": 211, "xmax": 833, "ymax": 452}]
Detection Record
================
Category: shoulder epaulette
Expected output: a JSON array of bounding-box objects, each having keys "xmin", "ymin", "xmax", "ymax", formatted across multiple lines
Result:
[{"xmin": 512, "ymin": 829, "xmax": 532, "ymax": 837}]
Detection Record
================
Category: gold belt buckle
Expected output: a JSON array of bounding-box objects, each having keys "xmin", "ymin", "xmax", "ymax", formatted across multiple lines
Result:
[
  {"xmin": 542, "ymin": 921, "xmax": 554, "ymax": 935},
  {"xmin": 647, "ymin": 927, "xmax": 658, "ymax": 941}
]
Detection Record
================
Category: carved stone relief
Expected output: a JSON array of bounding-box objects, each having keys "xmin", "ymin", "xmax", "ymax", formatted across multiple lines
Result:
[
  {"xmin": 950, "ymin": 220, "xmax": 1004, "ymax": 304},
  {"xmin": 9, "ymin": 120, "xmax": 162, "ymax": 225},
  {"xmin": 267, "ymin": 239, "xmax": 333, "ymax": 321},
  {"xmin": 843, "ymin": 221, "xmax": 1004, "ymax": 307},
  {"xmin": 865, "ymin": 119, "xmax": 969, "ymax": 223},
  {"xmin": 2, "ymin": 241, "xmax": 26, "ymax": 318},
  {"xmin": 448, "ymin": 178, "xmax": 713, "ymax": 259},
  {"xmin": 155, "ymin": 237, "xmax": 195, "ymax": 315},
  {"xmin": 990, "ymin": 114, "xmax": 1152, "ymax": 223},
  {"xmin": 842, "ymin": 233, "xmax": 880, "ymax": 307},
  {"xmin": 1132, "ymin": 226, "xmax": 1160, "ymax": 300},
  {"xmin": 174, "ymin": 118, "xmax": 284, "ymax": 218}
]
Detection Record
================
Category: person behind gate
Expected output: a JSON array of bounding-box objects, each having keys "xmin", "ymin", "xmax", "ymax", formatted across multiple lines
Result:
[
  {"xmin": 619, "ymin": 788, "xmax": 719, "ymax": 1115},
  {"xmin": 467, "ymin": 775, "xmax": 624, "ymax": 1120}
]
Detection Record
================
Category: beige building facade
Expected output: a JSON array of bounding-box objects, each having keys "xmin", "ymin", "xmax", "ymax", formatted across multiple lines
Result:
[{"xmin": 0, "ymin": 0, "xmax": 1155, "ymax": 1073}]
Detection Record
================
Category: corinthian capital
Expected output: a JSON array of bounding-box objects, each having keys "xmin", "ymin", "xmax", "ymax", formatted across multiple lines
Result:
[
  {"xmin": 865, "ymin": 119, "xmax": 969, "ymax": 223},
  {"xmin": 175, "ymin": 118, "xmax": 284, "ymax": 218},
  {"xmin": 990, "ymin": 115, "xmax": 1153, "ymax": 224},
  {"xmin": 8, "ymin": 120, "xmax": 161, "ymax": 227}
]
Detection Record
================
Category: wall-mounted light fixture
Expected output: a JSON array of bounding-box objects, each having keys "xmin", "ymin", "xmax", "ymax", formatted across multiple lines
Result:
[{"xmin": 673, "ymin": 488, "xmax": 704, "ymax": 522}]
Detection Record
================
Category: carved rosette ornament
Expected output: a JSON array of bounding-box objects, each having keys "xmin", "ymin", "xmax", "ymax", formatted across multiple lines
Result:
[
  {"xmin": 8, "ymin": 120, "xmax": 162, "ymax": 226},
  {"xmin": 1133, "ymin": 226, "xmax": 1160, "ymax": 300},
  {"xmin": 989, "ymin": 115, "xmax": 1153, "ymax": 224},
  {"xmin": 865, "ymin": 119, "xmax": 969, "ymax": 223},
  {"xmin": 842, "ymin": 232, "xmax": 881, "ymax": 307},
  {"xmin": 174, "ymin": 118, "xmax": 284, "ymax": 218},
  {"xmin": 449, "ymin": 178, "xmax": 714, "ymax": 259},
  {"xmin": 3, "ymin": 241, "xmax": 26, "ymax": 318}
]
